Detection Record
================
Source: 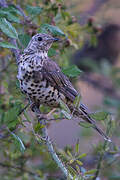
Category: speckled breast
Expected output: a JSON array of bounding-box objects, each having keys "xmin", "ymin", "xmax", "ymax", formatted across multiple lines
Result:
[{"xmin": 18, "ymin": 62, "xmax": 66, "ymax": 107}]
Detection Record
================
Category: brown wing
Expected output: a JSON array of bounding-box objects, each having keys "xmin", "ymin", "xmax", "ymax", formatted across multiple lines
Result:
[{"xmin": 41, "ymin": 58, "xmax": 79, "ymax": 102}]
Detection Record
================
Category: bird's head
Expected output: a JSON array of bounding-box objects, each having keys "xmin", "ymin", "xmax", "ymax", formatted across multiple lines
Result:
[{"xmin": 25, "ymin": 33, "xmax": 59, "ymax": 53}]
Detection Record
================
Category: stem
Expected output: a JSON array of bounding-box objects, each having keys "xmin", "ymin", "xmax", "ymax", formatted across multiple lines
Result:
[
  {"xmin": 32, "ymin": 106, "xmax": 74, "ymax": 180},
  {"xmin": 92, "ymin": 118, "xmax": 112, "ymax": 180},
  {"xmin": 0, "ymin": 162, "xmax": 40, "ymax": 177}
]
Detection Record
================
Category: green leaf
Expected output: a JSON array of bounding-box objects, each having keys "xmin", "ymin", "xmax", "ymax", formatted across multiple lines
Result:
[
  {"xmin": 59, "ymin": 100, "xmax": 72, "ymax": 119},
  {"xmin": 4, "ymin": 100, "xmax": 22, "ymax": 128},
  {"xmin": 59, "ymin": 99, "xmax": 71, "ymax": 114},
  {"xmin": 10, "ymin": 132, "xmax": 25, "ymax": 153},
  {"xmin": 77, "ymin": 153, "xmax": 86, "ymax": 159},
  {"xmin": 68, "ymin": 165, "xmax": 76, "ymax": 176},
  {"xmin": 61, "ymin": 110, "xmax": 72, "ymax": 119},
  {"xmin": 26, "ymin": 5, "xmax": 43, "ymax": 16},
  {"xmin": 0, "ymin": 41, "xmax": 17, "ymax": 49},
  {"xmin": 67, "ymin": 150, "xmax": 73, "ymax": 158},
  {"xmin": 18, "ymin": 34, "xmax": 31, "ymax": 48},
  {"xmin": 73, "ymin": 94, "xmax": 81, "ymax": 109},
  {"xmin": 69, "ymin": 159, "xmax": 74, "ymax": 164},
  {"xmin": 7, "ymin": 5, "xmax": 23, "ymax": 16},
  {"xmin": 39, "ymin": 23, "xmax": 65, "ymax": 36},
  {"xmin": 62, "ymin": 65, "xmax": 82, "ymax": 77},
  {"xmin": 76, "ymin": 160, "xmax": 83, "ymax": 166},
  {"xmin": 48, "ymin": 48, "xmax": 57, "ymax": 57},
  {"xmin": 75, "ymin": 140, "xmax": 79, "ymax": 154},
  {"xmin": 34, "ymin": 123, "xmax": 45, "ymax": 133},
  {"xmin": 79, "ymin": 121, "xmax": 94, "ymax": 128},
  {"xmin": 0, "ymin": 18, "xmax": 18, "ymax": 39},
  {"xmin": 0, "ymin": 9, "xmax": 20, "ymax": 23},
  {"xmin": 84, "ymin": 169, "xmax": 97, "ymax": 175},
  {"xmin": 90, "ymin": 111, "xmax": 109, "ymax": 121}
]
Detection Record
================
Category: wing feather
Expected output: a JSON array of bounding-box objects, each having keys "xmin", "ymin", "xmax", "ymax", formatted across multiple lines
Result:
[{"xmin": 41, "ymin": 58, "xmax": 78, "ymax": 102}]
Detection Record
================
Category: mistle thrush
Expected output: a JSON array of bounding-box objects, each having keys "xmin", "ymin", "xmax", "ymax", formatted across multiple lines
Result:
[{"xmin": 17, "ymin": 33, "xmax": 110, "ymax": 141}]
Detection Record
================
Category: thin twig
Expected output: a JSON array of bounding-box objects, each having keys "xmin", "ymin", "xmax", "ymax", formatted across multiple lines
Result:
[
  {"xmin": 0, "ymin": 162, "xmax": 41, "ymax": 178},
  {"xmin": 18, "ymin": 102, "xmax": 30, "ymax": 116},
  {"xmin": 32, "ymin": 105, "xmax": 75, "ymax": 180},
  {"xmin": 92, "ymin": 118, "xmax": 112, "ymax": 180}
]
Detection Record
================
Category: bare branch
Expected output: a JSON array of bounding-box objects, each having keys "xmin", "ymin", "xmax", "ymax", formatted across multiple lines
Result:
[
  {"xmin": 32, "ymin": 105, "xmax": 75, "ymax": 180},
  {"xmin": 0, "ymin": 162, "xmax": 41, "ymax": 178}
]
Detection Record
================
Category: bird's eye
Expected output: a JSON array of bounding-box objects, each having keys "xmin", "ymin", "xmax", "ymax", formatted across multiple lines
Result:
[{"xmin": 38, "ymin": 37, "xmax": 42, "ymax": 41}]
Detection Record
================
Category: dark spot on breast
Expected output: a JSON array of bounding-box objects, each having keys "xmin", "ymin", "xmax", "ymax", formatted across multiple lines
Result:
[
  {"xmin": 48, "ymin": 90, "xmax": 52, "ymax": 94},
  {"xmin": 45, "ymin": 80, "xmax": 49, "ymax": 88},
  {"xmin": 39, "ymin": 85, "xmax": 43, "ymax": 88},
  {"xmin": 21, "ymin": 67, "xmax": 25, "ymax": 71},
  {"xmin": 45, "ymin": 95, "xmax": 50, "ymax": 100},
  {"xmin": 49, "ymin": 99, "xmax": 53, "ymax": 102},
  {"xmin": 38, "ymin": 89, "xmax": 41, "ymax": 91},
  {"xmin": 51, "ymin": 92, "xmax": 54, "ymax": 97},
  {"xmin": 37, "ymin": 65, "xmax": 41, "ymax": 68},
  {"xmin": 31, "ymin": 83, "xmax": 34, "ymax": 86},
  {"xmin": 39, "ymin": 96, "xmax": 42, "ymax": 98},
  {"xmin": 28, "ymin": 87, "xmax": 32, "ymax": 90},
  {"xmin": 29, "ymin": 65, "xmax": 33, "ymax": 69},
  {"xmin": 25, "ymin": 57, "xmax": 29, "ymax": 61}
]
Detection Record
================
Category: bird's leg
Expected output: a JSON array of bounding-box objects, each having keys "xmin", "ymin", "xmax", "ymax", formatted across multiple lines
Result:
[
  {"xmin": 30, "ymin": 102, "xmax": 39, "ymax": 112},
  {"xmin": 18, "ymin": 102, "xmax": 30, "ymax": 116},
  {"xmin": 29, "ymin": 102, "xmax": 47, "ymax": 124}
]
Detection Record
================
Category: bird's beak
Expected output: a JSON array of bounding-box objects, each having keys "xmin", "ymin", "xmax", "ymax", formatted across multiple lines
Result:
[
  {"xmin": 49, "ymin": 37, "xmax": 60, "ymax": 42},
  {"xmin": 53, "ymin": 38, "xmax": 60, "ymax": 42}
]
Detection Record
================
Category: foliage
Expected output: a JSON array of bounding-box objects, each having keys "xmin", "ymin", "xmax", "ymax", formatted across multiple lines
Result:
[{"xmin": 0, "ymin": 0, "xmax": 120, "ymax": 180}]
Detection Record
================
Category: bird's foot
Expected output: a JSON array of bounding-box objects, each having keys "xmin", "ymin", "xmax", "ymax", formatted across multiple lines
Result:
[
  {"xmin": 30, "ymin": 102, "xmax": 39, "ymax": 112},
  {"xmin": 37, "ymin": 114, "xmax": 47, "ymax": 125}
]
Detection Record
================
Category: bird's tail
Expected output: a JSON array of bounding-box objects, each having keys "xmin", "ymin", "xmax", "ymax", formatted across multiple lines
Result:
[{"xmin": 76, "ymin": 103, "xmax": 111, "ymax": 142}]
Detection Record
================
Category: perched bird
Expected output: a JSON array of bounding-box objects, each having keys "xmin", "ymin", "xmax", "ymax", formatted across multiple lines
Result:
[{"xmin": 17, "ymin": 33, "xmax": 111, "ymax": 141}]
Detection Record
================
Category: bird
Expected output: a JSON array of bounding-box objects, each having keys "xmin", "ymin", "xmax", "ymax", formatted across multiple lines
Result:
[{"xmin": 17, "ymin": 33, "xmax": 111, "ymax": 142}]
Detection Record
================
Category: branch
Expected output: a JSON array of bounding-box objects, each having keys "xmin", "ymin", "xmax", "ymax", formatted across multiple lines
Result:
[
  {"xmin": 0, "ymin": 162, "xmax": 41, "ymax": 178},
  {"xmin": 32, "ymin": 106, "xmax": 75, "ymax": 180},
  {"xmin": 92, "ymin": 118, "xmax": 112, "ymax": 180}
]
